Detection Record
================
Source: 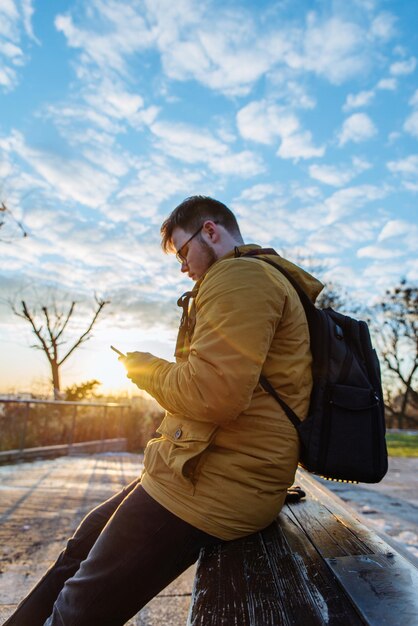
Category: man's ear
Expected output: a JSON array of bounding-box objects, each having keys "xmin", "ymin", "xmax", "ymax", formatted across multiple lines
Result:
[{"xmin": 202, "ymin": 220, "xmax": 220, "ymax": 242}]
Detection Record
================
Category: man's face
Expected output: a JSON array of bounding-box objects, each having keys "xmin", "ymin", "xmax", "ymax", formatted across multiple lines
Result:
[{"xmin": 172, "ymin": 226, "xmax": 218, "ymax": 281}]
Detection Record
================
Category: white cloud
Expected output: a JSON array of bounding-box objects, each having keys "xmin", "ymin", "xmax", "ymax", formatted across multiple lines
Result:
[
  {"xmin": 388, "ymin": 131, "xmax": 401, "ymax": 143},
  {"xmin": 237, "ymin": 184, "xmax": 282, "ymax": 203},
  {"xmin": 155, "ymin": 5, "xmax": 397, "ymax": 95},
  {"xmin": 338, "ymin": 113, "xmax": 377, "ymax": 145},
  {"xmin": 268, "ymin": 79, "xmax": 316, "ymax": 110},
  {"xmin": 55, "ymin": 4, "xmax": 154, "ymax": 77},
  {"xmin": 209, "ymin": 151, "xmax": 265, "ymax": 177},
  {"xmin": 4, "ymin": 130, "xmax": 118, "ymax": 208},
  {"xmin": 409, "ymin": 89, "xmax": 418, "ymax": 108},
  {"xmin": 387, "ymin": 155, "xmax": 418, "ymax": 191},
  {"xmin": 403, "ymin": 181, "xmax": 418, "ymax": 192},
  {"xmin": 55, "ymin": 1, "xmax": 287, "ymax": 98},
  {"xmin": 393, "ymin": 45, "xmax": 407, "ymax": 56},
  {"xmin": 290, "ymin": 184, "xmax": 322, "ymax": 204},
  {"xmin": 343, "ymin": 90, "xmax": 375, "ymax": 111},
  {"xmin": 236, "ymin": 99, "xmax": 324, "ymax": 161},
  {"xmin": 54, "ymin": 0, "xmax": 399, "ymax": 103},
  {"xmin": 115, "ymin": 159, "xmax": 202, "ymax": 223},
  {"xmin": 306, "ymin": 220, "xmax": 377, "ymax": 257},
  {"xmin": 277, "ymin": 131, "xmax": 325, "ymax": 161},
  {"xmin": 81, "ymin": 146, "xmax": 132, "ymax": 178},
  {"xmin": 357, "ymin": 245, "xmax": 404, "ymax": 260},
  {"xmin": 404, "ymin": 111, "xmax": 418, "ymax": 138},
  {"xmin": 336, "ymin": 220, "xmax": 378, "ymax": 244},
  {"xmin": 322, "ymin": 185, "xmax": 387, "ymax": 224},
  {"xmin": 309, "ymin": 157, "xmax": 371, "ymax": 187},
  {"xmin": 378, "ymin": 220, "xmax": 414, "ymax": 242},
  {"xmin": 0, "ymin": 66, "xmax": 16, "ymax": 90},
  {"xmin": 0, "ymin": 134, "xmax": 51, "ymax": 212},
  {"xmin": 387, "ymin": 154, "xmax": 418, "ymax": 176},
  {"xmin": 376, "ymin": 77, "xmax": 397, "ymax": 90},
  {"xmin": 1, "ymin": 1, "xmax": 24, "ymax": 40},
  {"xmin": 0, "ymin": 40, "xmax": 23, "ymax": 61},
  {"xmin": 44, "ymin": 103, "xmax": 124, "ymax": 135},
  {"xmin": 237, "ymin": 100, "xmax": 299, "ymax": 144},
  {"xmin": 150, "ymin": 120, "xmax": 227, "ymax": 163},
  {"xmin": 31, "ymin": 155, "xmax": 117, "ymax": 209},
  {"xmin": 83, "ymin": 80, "xmax": 160, "ymax": 130},
  {"xmin": 285, "ymin": 13, "xmax": 375, "ymax": 85},
  {"xmin": 85, "ymin": 86, "xmax": 142, "ymax": 120},
  {"xmin": 21, "ymin": 0, "xmax": 37, "ymax": 41},
  {"xmin": 389, "ymin": 57, "xmax": 417, "ymax": 76},
  {"xmin": 362, "ymin": 260, "xmax": 408, "ymax": 289},
  {"xmin": 369, "ymin": 12, "xmax": 397, "ymax": 41},
  {"xmin": 0, "ymin": 0, "xmax": 37, "ymax": 91},
  {"xmin": 232, "ymin": 198, "xmax": 299, "ymax": 246},
  {"xmin": 160, "ymin": 22, "xmax": 281, "ymax": 97},
  {"xmin": 150, "ymin": 119, "xmax": 264, "ymax": 177},
  {"xmin": 52, "ymin": 9, "xmax": 160, "ymax": 140}
]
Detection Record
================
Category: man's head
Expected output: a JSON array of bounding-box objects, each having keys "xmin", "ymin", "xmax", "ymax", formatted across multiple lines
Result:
[{"xmin": 161, "ymin": 196, "xmax": 244, "ymax": 281}]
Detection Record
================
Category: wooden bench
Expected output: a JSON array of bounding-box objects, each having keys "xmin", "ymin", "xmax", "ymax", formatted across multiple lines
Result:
[{"xmin": 188, "ymin": 470, "xmax": 418, "ymax": 625}]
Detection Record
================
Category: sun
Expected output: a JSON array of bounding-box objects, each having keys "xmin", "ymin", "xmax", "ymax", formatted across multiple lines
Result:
[
  {"xmin": 62, "ymin": 346, "xmax": 132, "ymax": 396},
  {"xmin": 92, "ymin": 353, "xmax": 131, "ymax": 394}
]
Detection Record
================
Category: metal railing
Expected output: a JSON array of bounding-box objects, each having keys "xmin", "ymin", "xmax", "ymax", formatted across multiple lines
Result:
[{"xmin": 0, "ymin": 399, "xmax": 131, "ymax": 459}]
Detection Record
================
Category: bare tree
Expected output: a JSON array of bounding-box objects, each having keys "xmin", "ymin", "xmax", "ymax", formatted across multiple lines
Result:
[
  {"xmin": 372, "ymin": 281, "xmax": 418, "ymax": 428},
  {"xmin": 0, "ymin": 201, "xmax": 28, "ymax": 242},
  {"xmin": 12, "ymin": 295, "xmax": 110, "ymax": 399}
]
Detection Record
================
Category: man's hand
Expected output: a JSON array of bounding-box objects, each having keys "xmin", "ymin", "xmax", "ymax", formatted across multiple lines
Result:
[{"xmin": 123, "ymin": 351, "xmax": 157, "ymax": 388}]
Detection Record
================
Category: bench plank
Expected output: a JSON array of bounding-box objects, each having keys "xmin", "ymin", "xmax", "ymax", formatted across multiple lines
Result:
[
  {"xmin": 294, "ymin": 473, "xmax": 404, "ymax": 557},
  {"xmin": 271, "ymin": 511, "xmax": 365, "ymax": 624},
  {"xmin": 286, "ymin": 497, "xmax": 372, "ymax": 558},
  {"xmin": 263, "ymin": 514, "xmax": 364, "ymax": 625},
  {"xmin": 189, "ymin": 471, "xmax": 418, "ymax": 626},
  {"xmin": 189, "ymin": 508, "xmax": 365, "ymax": 625},
  {"xmin": 189, "ymin": 533, "xmax": 288, "ymax": 626},
  {"xmin": 327, "ymin": 553, "xmax": 418, "ymax": 626}
]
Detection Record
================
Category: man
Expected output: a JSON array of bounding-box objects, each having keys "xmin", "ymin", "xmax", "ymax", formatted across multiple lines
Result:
[{"xmin": 6, "ymin": 196, "xmax": 322, "ymax": 626}]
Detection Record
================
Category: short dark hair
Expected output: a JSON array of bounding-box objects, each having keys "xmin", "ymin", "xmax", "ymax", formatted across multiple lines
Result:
[{"xmin": 160, "ymin": 196, "xmax": 243, "ymax": 252}]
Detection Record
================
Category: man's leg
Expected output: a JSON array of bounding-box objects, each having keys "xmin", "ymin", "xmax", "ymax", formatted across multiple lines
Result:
[
  {"xmin": 4, "ymin": 477, "xmax": 142, "ymax": 626},
  {"xmin": 44, "ymin": 485, "xmax": 221, "ymax": 626}
]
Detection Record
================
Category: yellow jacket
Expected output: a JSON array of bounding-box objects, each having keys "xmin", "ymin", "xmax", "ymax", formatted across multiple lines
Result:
[{"xmin": 134, "ymin": 245, "xmax": 323, "ymax": 540}]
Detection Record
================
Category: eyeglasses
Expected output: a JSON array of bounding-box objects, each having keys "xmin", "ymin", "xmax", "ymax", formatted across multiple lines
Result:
[
  {"xmin": 175, "ymin": 221, "xmax": 218, "ymax": 264},
  {"xmin": 175, "ymin": 224, "xmax": 204, "ymax": 264}
]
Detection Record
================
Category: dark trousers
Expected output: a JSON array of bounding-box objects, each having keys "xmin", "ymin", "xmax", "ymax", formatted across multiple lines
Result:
[{"xmin": 4, "ymin": 478, "xmax": 222, "ymax": 626}]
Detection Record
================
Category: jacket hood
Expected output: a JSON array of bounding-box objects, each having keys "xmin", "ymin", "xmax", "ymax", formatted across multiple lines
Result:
[{"xmin": 219, "ymin": 244, "xmax": 324, "ymax": 304}]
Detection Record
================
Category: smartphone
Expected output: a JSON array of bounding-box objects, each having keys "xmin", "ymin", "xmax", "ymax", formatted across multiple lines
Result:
[{"xmin": 110, "ymin": 345, "xmax": 126, "ymax": 358}]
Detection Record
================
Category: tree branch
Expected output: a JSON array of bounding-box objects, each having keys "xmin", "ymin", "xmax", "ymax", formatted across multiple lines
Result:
[
  {"xmin": 11, "ymin": 293, "xmax": 110, "ymax": 394},
  {"xmin": 19, "ymin": 301, "xmax": 53, "ymax": 362},
  {"xmin": 55, "ymin": 301, "xmax": 76, "ymax": 342},
  {"xmin": 58, "ymin": 298, "xmax": 109, "ymax": 366}
]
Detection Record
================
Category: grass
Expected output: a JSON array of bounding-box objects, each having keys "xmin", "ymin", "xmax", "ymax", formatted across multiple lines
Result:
[{"xmin": 386, "ymin": 432, "xmax": 418, "ymax": 457}]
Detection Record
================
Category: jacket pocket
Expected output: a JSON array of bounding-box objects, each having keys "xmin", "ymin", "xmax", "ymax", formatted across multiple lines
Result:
[{"xmin": 153, "ymin": 415, "xmax": 218, "ymax": 492}]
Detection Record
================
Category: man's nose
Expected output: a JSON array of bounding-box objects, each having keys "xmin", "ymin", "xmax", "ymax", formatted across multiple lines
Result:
[{"xmin": 180, "ymin": 260, "xmax": 188, "ymax": 273}]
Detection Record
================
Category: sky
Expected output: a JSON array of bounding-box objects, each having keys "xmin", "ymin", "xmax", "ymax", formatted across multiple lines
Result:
[{"xmin": 0, "ymin": 0, "xmax": 417, "ymax": 395}]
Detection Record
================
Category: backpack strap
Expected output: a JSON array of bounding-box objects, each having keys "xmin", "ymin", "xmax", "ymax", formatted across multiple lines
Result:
[
  {"xmin": 238, "ymin": 248, "xmax": 314, "ymax": 429},
  {"xmin": 258, "ymin": 375, "xmax": 302, "ymax": 429}
]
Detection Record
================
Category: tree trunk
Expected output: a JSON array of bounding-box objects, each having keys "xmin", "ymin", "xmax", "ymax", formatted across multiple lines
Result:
[{"xmin": 51, "ymin": 362, "xmax": 61, "ymax": 400}]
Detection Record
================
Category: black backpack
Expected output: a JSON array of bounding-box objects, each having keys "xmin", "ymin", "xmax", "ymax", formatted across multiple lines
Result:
[{"xmin": 242, "ymin": 249, "xmax": 388, "ymax": 484}]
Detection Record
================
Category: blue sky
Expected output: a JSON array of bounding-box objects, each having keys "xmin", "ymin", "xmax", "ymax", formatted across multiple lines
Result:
[{"xmin": 1, "ymin": 0, "xmax": 417, "ymax": 394}]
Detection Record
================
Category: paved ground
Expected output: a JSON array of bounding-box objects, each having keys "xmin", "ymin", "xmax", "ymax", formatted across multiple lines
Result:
[
  {"xmin": 1, "ymin": 452, "xmax": 417, "ymax": 624},
  {"xmin": 0, "ymin": 453, "xmax": 194, "ymax": 625}
]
